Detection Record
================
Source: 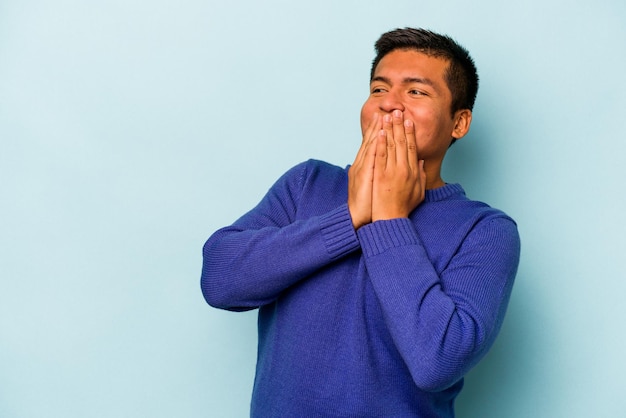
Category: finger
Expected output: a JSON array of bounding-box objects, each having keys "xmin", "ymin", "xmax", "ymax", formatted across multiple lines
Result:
[
  {"xmin": 375, "ymin": 128, "xmax": 388, "ymax": 170},
  {"xmin": 354, "ymin": 113, "xmax": 380, "ymax": 166},
  {"xmin": 382, "ymin": 113, "xmax": 395, "ymax": 167},
  {"xmin": 362, "ymin": 128, "xmax": 379, "ymax": 170},
  {"xmin": 404, "ymin": 119, "xmax": 419, "ymax": 171},
  {"xmin": 391, "ymin": 110, "xmax": 408, "ymax": 168},
  {"xmin": 363, "ymin": 112, "xmax": 381, "ymax": 144},
  {"xmin": 418, "ymin": 159, "xmax": 427, "ymax": 198},
  {"xmin": 392, "ymin": 110, "xmax": 407, "ymax": 145}
]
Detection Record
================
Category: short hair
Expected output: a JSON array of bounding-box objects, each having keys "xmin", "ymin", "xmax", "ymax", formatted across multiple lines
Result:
[{"xmin": 370, "ymin": 28, "xmax": 479, "ymax": 116}]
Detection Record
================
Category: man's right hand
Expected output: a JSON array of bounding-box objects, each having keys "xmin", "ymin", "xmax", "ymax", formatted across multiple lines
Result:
[{"xmin": 348, "ymin": 112, "xmax": 382, "ymax": 230}]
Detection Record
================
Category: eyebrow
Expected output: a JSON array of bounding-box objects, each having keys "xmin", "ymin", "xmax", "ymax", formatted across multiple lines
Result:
[{"xmin": 371, "ymin": 75, "xmax": 436, "ymax": 88}]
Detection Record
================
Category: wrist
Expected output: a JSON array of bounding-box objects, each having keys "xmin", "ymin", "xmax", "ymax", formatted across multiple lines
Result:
[{"xmin": 371, "ymin": 209, "xmax": 410, "ymax": 222}]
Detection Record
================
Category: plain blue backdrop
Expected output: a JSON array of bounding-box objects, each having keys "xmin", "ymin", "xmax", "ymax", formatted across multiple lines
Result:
[{"xmin": 1, "ymin": 0, "xmax": 625, "ymax": 416}]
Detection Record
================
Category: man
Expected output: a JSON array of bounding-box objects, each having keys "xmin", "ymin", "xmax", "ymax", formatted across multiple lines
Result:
[{"xmin": 201, "ymin": 28, "xmax": 520, "ymax": 417}]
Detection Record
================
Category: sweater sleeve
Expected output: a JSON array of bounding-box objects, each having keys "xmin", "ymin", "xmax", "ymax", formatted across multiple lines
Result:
[
  {"xmin": 357, "ymin": 215, "xmax": 520, "ymax": 392},
  {"xmin": 201, "ymin": 162, "xmax": 360, "ymax": 311}
]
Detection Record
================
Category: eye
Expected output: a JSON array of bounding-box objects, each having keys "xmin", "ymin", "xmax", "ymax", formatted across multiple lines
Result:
[
  {"xmin": 408, "ymin": 89, "xmax": 426, "ymax": 96},
  {"xmin": 371, "ymin": 87, "xmax": 387, "ymax": 95}
]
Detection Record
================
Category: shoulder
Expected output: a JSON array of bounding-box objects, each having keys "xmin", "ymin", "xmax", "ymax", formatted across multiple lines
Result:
[
  {"xmin": 269, "ymin": 159, "xmax": 348, "ymax": 203},
  {"xmin": 457, "ymin": 199, "xmax": 521, "ymax": 263},
  {"xmin": 280, "ymin": 159, "xmax": 348, "ymax": 190},
  {"xmin": 422, "ymin": 184, "xmax": 517, "ymax": 226},
  {"xmin": 419, "ymin": 184, "xmax": 520, "ymax": 250},
  {"xmin": 279, "ymin": 159, "xmax": 345, "ymax": 180},
  {"xmin": 443, "ymin": 184, "xmax": 517, "ymax": 225},
  {"xmin": 301, "ymin": 159, "xmax": 347, "ymax": 177},
  {"xmin": 460, "ymin": 196, "xmax": 520, "ymax": 245}
]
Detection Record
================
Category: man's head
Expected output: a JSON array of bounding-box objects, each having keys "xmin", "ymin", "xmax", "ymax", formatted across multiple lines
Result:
[
  {"xmin": 370, "ymin": 28, "xmax": 479, "ymax": 117},
  {"xmin": 360, "ymin": 28, "xmax": 477, "ymax": 167}
]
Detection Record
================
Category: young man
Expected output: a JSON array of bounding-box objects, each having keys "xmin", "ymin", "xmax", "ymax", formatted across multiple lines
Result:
[{"xmin": 201, "ymin": 28, "xmax": 520, "ymax": 417}]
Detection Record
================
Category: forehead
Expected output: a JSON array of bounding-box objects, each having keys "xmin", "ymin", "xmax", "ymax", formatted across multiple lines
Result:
[{"xmin": 373, "ymin": 49, "xmax": 450, "ymax": 82}]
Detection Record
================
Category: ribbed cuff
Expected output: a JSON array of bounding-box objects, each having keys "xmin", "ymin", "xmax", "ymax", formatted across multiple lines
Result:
[
  {"xmin": 319, "ymin": 204, "xmax": 360, "ymax": 259},
  {"xmin": 357, "ymin": 218, "xmax": 419, "ymax": 257}
]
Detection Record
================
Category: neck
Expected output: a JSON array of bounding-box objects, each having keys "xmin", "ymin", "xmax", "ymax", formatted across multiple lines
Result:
[
  {"xmin": 424, "ymin": 160, "xmax": 445, "ymax": 190},
  {"xmin": 426, "ymin": 177, "xmax": 445, "ymax": 190}
]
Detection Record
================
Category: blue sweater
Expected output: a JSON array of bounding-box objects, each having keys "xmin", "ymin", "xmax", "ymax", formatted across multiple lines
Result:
[{"xmin": 202, "ymin": 159, "xmax": 520, "ymax": 417}]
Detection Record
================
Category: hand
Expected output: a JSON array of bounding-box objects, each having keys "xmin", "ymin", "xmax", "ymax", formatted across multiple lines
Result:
[
  {"xmin": 371, "ymin": 110, "xmax": 426, "ymax": 221},
  {"xmin": 348, "ymin": 112, "xmax": 381, "ymax": 229}
]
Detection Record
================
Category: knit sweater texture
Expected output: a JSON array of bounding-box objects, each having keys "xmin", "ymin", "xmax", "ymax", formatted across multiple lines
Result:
[{"xmin": 201, "ymin": 159, "xmax": 520, "ymax": 417}]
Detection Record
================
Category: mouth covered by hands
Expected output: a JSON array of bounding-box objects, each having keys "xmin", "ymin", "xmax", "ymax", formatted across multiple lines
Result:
[{"xmin": 348, "ymin": 110, "xmax": 426, "ymax": 230}]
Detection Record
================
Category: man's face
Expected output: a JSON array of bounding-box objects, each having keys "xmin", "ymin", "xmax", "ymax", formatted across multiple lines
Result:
[{"xmin": 360, "ymin": 49, "xmax": 466, "ymax": 163}]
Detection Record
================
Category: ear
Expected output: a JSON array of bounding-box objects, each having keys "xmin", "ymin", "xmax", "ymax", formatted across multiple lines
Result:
[{"xmin": 451, "ymin": 109, "xmax": 472, "ymax": 140}]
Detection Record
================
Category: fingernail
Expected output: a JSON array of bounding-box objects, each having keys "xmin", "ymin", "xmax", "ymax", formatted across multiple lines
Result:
[
  {"xmin": 383, "ymin": 114, "xmax": 392, "ymax": 123},
  {"xmin": 393, "ymin": 110, "xmax": 402, "ymax": 118}
]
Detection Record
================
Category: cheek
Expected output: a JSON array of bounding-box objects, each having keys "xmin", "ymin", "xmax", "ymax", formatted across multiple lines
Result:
[
  {"xmin": 406, "ymin": 107, "xmax": 435, "ymax": 123},
  {"xmin": 359, "ymin": 102, "xmax": 372, "ymax": 135},
  {"xmin": 408, "ymin": 108, "xmax": 449, "ymax": 133}
]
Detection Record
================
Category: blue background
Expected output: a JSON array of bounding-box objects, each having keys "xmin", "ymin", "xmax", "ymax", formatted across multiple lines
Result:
[{"xmin": 1, "ymin": 1, "xmax": 625, "ymax": 416}]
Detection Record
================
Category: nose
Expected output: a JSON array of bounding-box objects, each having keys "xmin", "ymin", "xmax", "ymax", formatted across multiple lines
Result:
[{"xmin": 378, "ymin": 90, "xmax": 404, "ymax": 113}]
